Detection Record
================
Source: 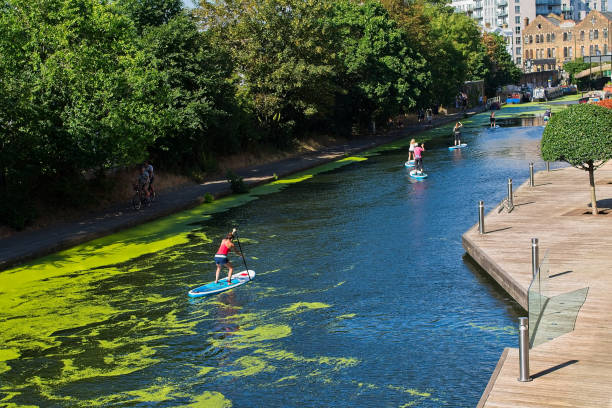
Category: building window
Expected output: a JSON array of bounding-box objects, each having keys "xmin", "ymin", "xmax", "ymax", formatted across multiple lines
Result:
[
  {"xmin": 546, "ymin": 33, "xmax": 551, "ymax": 42},
  {"xmin": 516, "ymin": 37, "xmax": 521, "ymax": 44},
  {"xmin": 568, "ymin": 32, "xmax": 572, "ymax": 41},
  {"xmin": 564, "ymin": 47, "xmax": 568, "ymax": 57},
  {"xmin": 515, "ymin": 26, "xmax": 521, "ymax": 34},
  {"xmin": 569, "ymin": 47, "xmax": 573, "ymax": 58},
  {"xmin": 515, "ymin": 16, "xmax": 521, "ymax": 24},
  {"xmin": 552, "ymin": 48, "xmax": 556, "ymax": 57},
  {"xmin": 605, "ymin": 29, "xmax": 608, "ymax": 39},
  {"xmin": 516, "ymin": 47, "xmax": 521, "ymax": 55},
  {"xmin": 581, "ymin": 45, "xmax": 584, "ymax": 56},
  {"xmin": 605, "ymin": 44, "xmax": 608, "ymax": 54},
  {"xmin": 563, "ymin": 32, "xmax": 567, "ymax": 41},
  {"xmin": 594, "ymin": 30, "xmax": 598, "ymax": 39},
  {"xmin": 580, "ymin": 31, "xmax": 584, "ymax": 40},
  {"xmin": 589, "ymin": 45, "xmax": 593, "ymax": 55},
  {"xmin": 536, "ymin": 35, "xmax": 540, "ymax": 43},
  {"xmin": 551, "ymin": 33, "xmax": 555, "ymax": 41},
  {"xmin": 517, "ymin": 57, "xmax": 522, "ymax": 64},
  {"xmin": 529, "ymin": 35, "xmax": 533, "ymax": 43},
  {"xmin": 589, "ymin": 30, "xmax": 593, "ymax": 40},
  {"xmin": 595, "ymin": 45, "xmax": 600, "ymax": 55}
]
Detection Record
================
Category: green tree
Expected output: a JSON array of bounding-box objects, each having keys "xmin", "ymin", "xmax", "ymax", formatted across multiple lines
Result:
[
  {"xmin": 140, "ymin": 14, "xmax": 240, "ymax": 170},
  {"xmin": 197, "ymin": 0, "xmax": 339, "ymax": 144},
  {"xmin": 0, "ymin": 0, "xmax": 162, "ymax": 228},
  {"xmin": 541, "ymin": 103, "xmax": 612, "ymax": 214},
  {"xmin": 482, "ymin": 33, "xmax": 521, "ymax": 96},
  {"xmin": 115, "ymin": 0, "xmax": 183, "ymax": 31},
  {"xmin": 330, "ymin": 0, "xmax": 429, "ymax": 129}
]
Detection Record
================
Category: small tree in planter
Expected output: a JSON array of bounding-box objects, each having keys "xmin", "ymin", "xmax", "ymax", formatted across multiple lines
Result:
[{"xmin": 541, "ymin": 103, "xmax": 612, "ymax": 215}]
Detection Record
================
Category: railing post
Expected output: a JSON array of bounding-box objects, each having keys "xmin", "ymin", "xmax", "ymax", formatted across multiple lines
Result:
[
  {"xmin": 518, "ymin": 317, "xmax": 532, "ymax": 382},
  {"xmin": 532, "ymin": 238, "xmax": 539, "ymax": 278},
  {"xmin": 478, "ymin": 201, "xmax": 485, "ymax": 234},
  {"xmin": 507, "ymin": 178, "xmax": 513, "ymax": 208},
  {"xmin": 529, "ymin": 162, "xmax": 535, "ymax": 187}
]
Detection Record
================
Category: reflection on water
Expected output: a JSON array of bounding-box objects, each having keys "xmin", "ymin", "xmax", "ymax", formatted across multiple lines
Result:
[{"xmin": 1, "ymin": 112, "xmax": 559, "ymax": 407}]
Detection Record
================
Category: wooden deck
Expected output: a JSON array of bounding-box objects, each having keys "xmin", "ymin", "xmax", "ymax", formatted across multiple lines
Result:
[{"xmin": 463, "ymin": 161, "xmax": 612, "ymax": 408}]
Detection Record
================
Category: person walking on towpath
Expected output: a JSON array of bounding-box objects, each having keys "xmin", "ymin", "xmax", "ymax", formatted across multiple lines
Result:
[
  {"xmin": 144, "ymin": 160, "xmax": 155, "ymax": 197},
  {"xmin": 414, "ymin": 143, "xmax": 425, "ymax": 174},
  {"xmin": 452, "ymin": 122, "xmax": 463, "ymax": 146},
  {"xmin": 214, "ymin": 232, "xmax": 243, "ymax": 285},
  {"xmin": 490, "ymin": 111, "xmax": 496, "ymax": 128},
  {"xmin": 425, "ymin": 108, "xmax": 433, "ymax": 125}
]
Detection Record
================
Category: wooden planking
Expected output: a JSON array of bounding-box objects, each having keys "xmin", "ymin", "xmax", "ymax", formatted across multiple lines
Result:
[{"xmin": 463, "ymin": 162, "xmax": 612, "ymax": 408}]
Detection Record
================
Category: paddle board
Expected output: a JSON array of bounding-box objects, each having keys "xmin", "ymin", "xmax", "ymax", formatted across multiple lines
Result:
[
  {"xmin": 188, "ymin": 270, "xmax": 255, "ymax": 298},
  {"xmin": 491, "ymin": 125, "xmax": 500, "ymax": 128},
  {"xmin": 404, "ymin": 160, "xmax": 415, "ymax": 167},
  {"xmin": 448, "ymin": 144, "xmax": 467, "ymax": 150},
  {"xmin": 409, "ymin": 170, "xmax": 428, "ymax": 179}
]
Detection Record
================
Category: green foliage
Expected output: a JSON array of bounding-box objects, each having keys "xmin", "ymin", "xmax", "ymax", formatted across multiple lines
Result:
[
  {"xmin": 116, "ymin": 0, "xmax": 183, "ymax": 31},
  {"xmin": 204, "ymin": 193, "xmax": 215, "ymax": 203},
  {"xmin": 481, "ymin": 33, "xmax": 522, "ymax": 97},
  {"xmin": 330, "ymin": 0, "xmax": 429, "ymax": 126},
  {"xmin": 541, "ymin": 104, "xmax": 612, "ymax": 168},
  {"xmin": 226, "ymin": 170, "xmax": 249, "ymax": 193}
]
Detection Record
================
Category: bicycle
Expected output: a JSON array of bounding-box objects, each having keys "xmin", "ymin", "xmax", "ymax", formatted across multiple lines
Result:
[{"xmin": 132, "ymin": 183, "xmax": 151, "ymax": 210}]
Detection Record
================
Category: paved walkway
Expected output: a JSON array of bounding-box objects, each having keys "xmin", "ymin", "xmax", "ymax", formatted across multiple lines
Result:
[
  {"xmin": 463, "ymin": 162, "xmax": 612, "ymax": 408},
  {"xmin": 0, "ymin": 108, "xmax": 482, "ymax": 271}
]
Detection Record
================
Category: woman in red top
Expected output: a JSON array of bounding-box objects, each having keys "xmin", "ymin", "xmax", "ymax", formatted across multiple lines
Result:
[{"xmin": 214, "ymin": 232, "xmax": 243, "ymax": 284}]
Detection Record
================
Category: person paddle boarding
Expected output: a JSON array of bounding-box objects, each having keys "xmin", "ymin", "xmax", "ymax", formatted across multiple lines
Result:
[
  {"xmin": 214, "ymin": 232, "xmax": 243, "ymax": 285},
  {"xmin": 408, "ymin": 138, "xmax": 417, "ymax": 161},
  {"xmin": 452, "ymin": 122, "xmax": 463, "ymax": 146},
  {"xmin": 490, "ymin": 111, "xmax": 496, "ymax": 128},
  {"xmin": 414, "ymin": 143, "xmax": 425, "ymax": 174}
]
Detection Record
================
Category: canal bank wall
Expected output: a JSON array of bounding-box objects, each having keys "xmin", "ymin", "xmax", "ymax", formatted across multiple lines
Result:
[
  {"xmin": 463, "ymin": 162, "xmax": 612, "ymax": 407},
  {"xmin": 0, "ymin": 108, "xmax": 483, "ymax": 271}
]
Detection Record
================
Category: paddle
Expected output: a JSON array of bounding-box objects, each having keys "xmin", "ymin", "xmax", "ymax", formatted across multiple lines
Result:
[{"xmin": 232, "ymin": 227, "xmax": 251, "ymax": 282}]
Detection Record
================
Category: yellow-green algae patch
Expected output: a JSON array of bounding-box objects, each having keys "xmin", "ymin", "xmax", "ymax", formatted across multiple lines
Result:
[
  {"xmin": 280, "ymin": 302, "xmax": 331, "ymax": 314},
  {"xmin": 387, "ymin": 385, "xmax": 432, "ymax": 397},
  {"xmin": 468, "ymin": 322, "xmax": 517, "ymax": 335},
  {"xmin": 221, "ymin": 355, "xmax": 276, "ymax": 377},
  {"xmin": 184, "ymin": 391, "xmax": 232, "ymax": 408},
  {"xmin": 254, "ymin": 348, "xmax": 359, "ymax": 370},
  {"xmin": 210, "ymin": 324, "xmax": 292, "ymax": 350},
  {"xmin": 197, "ymin": 367, "xmax": 215, "ymax": 376},
  {"xmin": 275, "ymin": 375, "xmax": 297, "ymax": 383},
  {"xmin": 336, "ymin": 313, "xmax": 356, "ymax": 320}
]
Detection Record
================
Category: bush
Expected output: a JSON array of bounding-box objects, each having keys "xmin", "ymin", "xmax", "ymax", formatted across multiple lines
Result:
[
  {"xmin": 204, "ymin": 193, "xmax": 214, "ymax": 203},
  {"xmin": 0, "ymin": 190, "xmax": 38, "ymax": 230},
  {"xmin": 226, "ymin": 170, "xmax": 249, "ymax": 194}
]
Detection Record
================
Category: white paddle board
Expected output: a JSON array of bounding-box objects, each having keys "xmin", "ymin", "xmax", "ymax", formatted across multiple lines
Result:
[
  {"xmin": 188, "ymin": 270, "xmax": 255, "ymax": 298},
  {"xmin": 448, "ymin": 144, "xmax": 467, "ymax": 150},
  {"xmin": 404, "ymin": 160, "xmax": 415, "ymax": 167},
  {"xmin": 410, "ymin": 170, "xmax": 428, "ymax": 179}
]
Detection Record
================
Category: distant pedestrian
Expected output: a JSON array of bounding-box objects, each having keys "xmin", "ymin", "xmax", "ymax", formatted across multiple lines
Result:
[
  {"xmin": 426, "ymin": 108, "xmax": 432, "ymax": 125},
  {"xmin": 478, "ymin": 95, "xmax": 483, "ymax": 106},
  {"xmin": 418, "ymin": 109, "xmax": 425, "ymax": 123},
  {"xmin": 414, "ymin": 143, "xmax": 425, "ymax": 174}
]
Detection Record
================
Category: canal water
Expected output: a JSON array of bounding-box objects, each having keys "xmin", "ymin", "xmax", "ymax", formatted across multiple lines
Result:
[{"xmin": 1, "ymin": 114, "xmax": 562, "ymax": 407}]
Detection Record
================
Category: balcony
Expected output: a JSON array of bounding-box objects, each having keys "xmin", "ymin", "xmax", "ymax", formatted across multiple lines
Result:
[
  {"xmin": 498, "ymin": 8, "xmax": 509, "ymax": 16},
  {"xmin": 474, "ymin": 1, "xmax": 483, "ymax": 9},
  {"xmin": 497, "ymin": 0, "xmax": 508, "ymax": 6}
]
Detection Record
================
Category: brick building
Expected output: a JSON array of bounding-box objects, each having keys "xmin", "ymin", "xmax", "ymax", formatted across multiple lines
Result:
[{"xmin": 522, "ymin": 10, "xmax": 612, "ymax": 71}]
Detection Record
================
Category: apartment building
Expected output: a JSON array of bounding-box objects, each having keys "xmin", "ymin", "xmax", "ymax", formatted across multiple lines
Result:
[{"xmin": 522, "ymin": 10, "xmax": 612, "ymax": 71}]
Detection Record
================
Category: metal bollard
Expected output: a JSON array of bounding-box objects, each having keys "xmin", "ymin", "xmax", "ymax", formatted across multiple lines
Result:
[
  {"xmin": 478, "ymin": 201, "xmax": 485, "ymax": 234},
  {"xmin": 518, "ymin": 317, "xmax": 532, "ymax": 382},
  {"xmin": 546, "ymin": 161, "xmax": 550, "ymax": 172},
  {"xmin": 507, "ymin": 178, "xmax": 513, "ymax": 207},
  {"xmin": 529, "ymin": 162, "xmax": 535, "ymax": 187},
  {"xmin": 532, "ymin": 238, "xmax": 539, "ymax": 278}
]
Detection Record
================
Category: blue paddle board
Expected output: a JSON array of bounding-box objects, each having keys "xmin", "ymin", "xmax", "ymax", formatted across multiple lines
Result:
[
  {"xmin": 448, "ymin": 143, "xmax": 467, "ymax": 150},
  {"xmin": 404, "ymin": 160, "xmax": 415, "ymax": 167},
  {"xmin": 409, "ymin": 170, "xmax": 428, "ymax": 179},
  {"xmin": 188, "ymin": 270, "xmax": 255, "ymax": 298}
]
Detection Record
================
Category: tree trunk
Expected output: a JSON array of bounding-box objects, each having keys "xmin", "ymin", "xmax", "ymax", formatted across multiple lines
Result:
[{"xmin": 588, "ymin": 161, "xmax": 598, "ymax": 215}]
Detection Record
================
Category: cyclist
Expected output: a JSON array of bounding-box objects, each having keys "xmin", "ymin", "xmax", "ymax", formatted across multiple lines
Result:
[
  {"xmin": 144, "ymin": 160, "xmax": 154, "ymax": 196},
  {"xmin": 137, "ymin": 166, "xmax": 150, "ymax": 198}
]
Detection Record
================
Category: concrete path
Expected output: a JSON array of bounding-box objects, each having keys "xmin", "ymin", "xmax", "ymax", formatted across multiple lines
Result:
[
  {"xmin": 0, "ymin": 109, "xmax": 482, "ymax": 271},
  {"xmin": 463, "ymin": 162, "xmax": 612, "ymax": 408}
]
